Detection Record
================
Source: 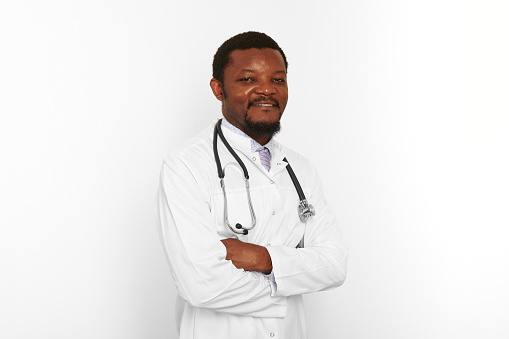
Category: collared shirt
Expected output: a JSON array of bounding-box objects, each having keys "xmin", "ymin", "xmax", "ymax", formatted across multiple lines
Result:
[{"xmin": 155, "ymin": 119, "xmax": 348, "ymax": 339}]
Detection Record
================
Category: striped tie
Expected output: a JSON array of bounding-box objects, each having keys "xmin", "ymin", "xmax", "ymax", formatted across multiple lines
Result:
[{"xmin": 257, "ymin": 147, "xmax": 271, "ymax": 172}]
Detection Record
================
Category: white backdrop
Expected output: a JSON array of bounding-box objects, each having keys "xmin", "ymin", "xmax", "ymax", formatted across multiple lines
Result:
[{"xmin": 1, "ymin": 1, "xmax": 508, "ymax": 338}]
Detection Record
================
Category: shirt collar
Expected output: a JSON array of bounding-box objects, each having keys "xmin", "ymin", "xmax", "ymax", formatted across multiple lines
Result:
[{"xmin": 216, "ymin": 118, "xmax": 289, "ymax": 177}]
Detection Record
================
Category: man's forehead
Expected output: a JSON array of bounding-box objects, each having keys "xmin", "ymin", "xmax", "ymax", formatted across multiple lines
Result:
[{"xmin": 227, "ymin": 48, "xmax": 286, "ymax": 71}]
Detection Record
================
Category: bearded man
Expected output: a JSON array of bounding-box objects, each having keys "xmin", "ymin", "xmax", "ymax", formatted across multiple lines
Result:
[{"xmin": 156, "ymin": 31, "xmax": 348, "ymax": 339}]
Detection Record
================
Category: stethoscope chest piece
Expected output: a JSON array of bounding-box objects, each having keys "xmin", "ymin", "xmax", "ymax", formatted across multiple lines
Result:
[{"xmin": 298, "ymin": 199, "xmax": 315, "ymax": 222}]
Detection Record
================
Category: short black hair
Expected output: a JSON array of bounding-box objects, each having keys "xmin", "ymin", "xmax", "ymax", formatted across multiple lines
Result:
[{"xmin": 212, "ymin": 31, "xmax": 288, "ymax": 83}]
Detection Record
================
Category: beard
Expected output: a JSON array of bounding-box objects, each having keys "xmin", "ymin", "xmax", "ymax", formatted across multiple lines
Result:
[
  {"xmin": 243, "ymin": 110, "xmax": 282, "ymax": 139},
  {"xmin": 242, "ymin": 95, "xmax": 282, "ymax": 138},
  {"xmin": 222, "ymin": 91, "xmax": 284, "ymax": 140}
]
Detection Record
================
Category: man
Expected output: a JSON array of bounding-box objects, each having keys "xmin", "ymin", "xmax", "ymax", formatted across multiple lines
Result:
[{"xmin": 155, "ymin": 31, "xmax": 348, "ymax": 339}]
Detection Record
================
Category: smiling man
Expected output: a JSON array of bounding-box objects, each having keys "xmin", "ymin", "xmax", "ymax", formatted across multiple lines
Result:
[
  {"xmin": 156, "ymin": 31, "xmax": 348, "ymax": 339},
  {"xmin": 210, "ymin": 47, "xmax": 288, "ymax": 146}
]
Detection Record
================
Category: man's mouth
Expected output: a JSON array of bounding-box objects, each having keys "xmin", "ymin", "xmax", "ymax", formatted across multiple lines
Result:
[
  {"xmin": 252, "ymin": 103, "xmax": 277, "ymax": 107},
  {"xmin": 248, "ymin": 98, "xmax": 280, "ymax": 109}
]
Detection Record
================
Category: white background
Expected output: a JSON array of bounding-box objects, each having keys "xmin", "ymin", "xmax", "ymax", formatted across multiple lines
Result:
[{"xmin": 1, "ymin": 1, "xmax": 508, "ymax": 338}]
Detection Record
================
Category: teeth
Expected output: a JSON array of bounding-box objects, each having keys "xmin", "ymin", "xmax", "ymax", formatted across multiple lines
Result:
[{"xmin": 255, "ymin": 103, "xmax": 274, "ymax": 106}]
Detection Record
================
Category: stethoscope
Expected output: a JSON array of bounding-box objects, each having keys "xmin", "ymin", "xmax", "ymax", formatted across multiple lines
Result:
[{"xmin": 213, "ymin": 119, "xmax": 315, "ymax": 236}]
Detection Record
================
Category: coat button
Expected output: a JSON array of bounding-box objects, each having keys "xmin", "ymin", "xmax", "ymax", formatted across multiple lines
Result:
[
  {"xmin": 270, "ymin": 180, "xmax": 274, "ymax": 184},
  {"xmin": 252, "ymin": 157, "xmax": 256, "ymax": 161},
  {"xmin": 270, "ymin": 333, "xmax": 275, "ymax": 337},
  {"xmin": 272, "ymin": 211, "xmax": 276, "ymax": 216}
]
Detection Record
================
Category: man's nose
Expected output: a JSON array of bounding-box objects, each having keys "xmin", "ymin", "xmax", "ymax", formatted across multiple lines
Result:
[{"xmin": 254, "ymin": 79, "xmax": 276, "ymax": 95}]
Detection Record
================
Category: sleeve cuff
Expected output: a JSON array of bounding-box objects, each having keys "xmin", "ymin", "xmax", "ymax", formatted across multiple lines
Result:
[{"xmin": 263, "ymin": 270, "xmax": 276, "ymax": 282}]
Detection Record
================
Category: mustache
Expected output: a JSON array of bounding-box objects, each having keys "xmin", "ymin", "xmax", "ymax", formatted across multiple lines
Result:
[{"xmin": 248, "ymin": 96, "xmax": 280, "ymax": 109}]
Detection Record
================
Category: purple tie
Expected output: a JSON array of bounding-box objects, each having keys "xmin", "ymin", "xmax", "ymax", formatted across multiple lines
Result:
[{"xmin": 257, "ymin": 147, "xmax": 271, "ymax": 172}]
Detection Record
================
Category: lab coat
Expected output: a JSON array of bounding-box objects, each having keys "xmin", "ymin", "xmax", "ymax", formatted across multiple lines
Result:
[{"xmin": 155, "ymin": 120, "xmax": 348, "ymax": 339}]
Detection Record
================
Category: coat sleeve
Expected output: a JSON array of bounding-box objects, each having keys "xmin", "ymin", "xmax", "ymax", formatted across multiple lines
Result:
[
  {"xmin": 265, "ymin": 164, "xmax": 348, "ymax": 297},
  {"xmin": 155, "ymin": 155, "xmax": 286, "ymax": 317}
]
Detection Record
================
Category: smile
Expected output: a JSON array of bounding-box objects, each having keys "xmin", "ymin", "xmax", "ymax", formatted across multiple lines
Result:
[{"xmin": 248, "ymin": 96, "xmax": 281, "ymax": 109}]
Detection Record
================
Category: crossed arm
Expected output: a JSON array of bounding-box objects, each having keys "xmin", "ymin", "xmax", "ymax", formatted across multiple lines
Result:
[
  {"xmin": 221, "ymin": 239, "xmax": 303, "ymax": 275},
  {"xmin": 157, "ymin": 154, "xmax": 347, "ymax": 312},
  {"xmin": 220, "ymin": 239, "xmax": 273, "ymax": 274}
]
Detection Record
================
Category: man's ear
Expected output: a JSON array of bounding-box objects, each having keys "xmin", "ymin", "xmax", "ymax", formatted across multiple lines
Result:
[{"xmin": 210, "ymin": 78, "xmax": 224, "ymax": 101}]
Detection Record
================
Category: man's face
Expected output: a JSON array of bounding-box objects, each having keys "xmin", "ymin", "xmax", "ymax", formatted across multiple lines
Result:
[{"xmin": 211, "ymin": 48, "xmax": 288, "ymax": 140}]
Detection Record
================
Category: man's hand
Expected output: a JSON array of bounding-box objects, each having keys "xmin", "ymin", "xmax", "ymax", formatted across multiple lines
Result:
[{"xmin": 221, "ymin": 238, "xmax": 272, "ymax": 274}]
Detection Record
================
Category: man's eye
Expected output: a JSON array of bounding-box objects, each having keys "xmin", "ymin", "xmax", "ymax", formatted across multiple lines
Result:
[
  {"xmin": 274, "ymin": 78, "xmax": 286, "ymax": 83},
  {"xmin": 239, "ymin": 78, "xmax": 254, "ymax": 82}
]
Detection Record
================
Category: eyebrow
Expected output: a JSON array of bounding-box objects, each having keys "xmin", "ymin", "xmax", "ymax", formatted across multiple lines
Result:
[{"xmin": 240, "ymin": 69, "xmax": 287, "ymax": 74}]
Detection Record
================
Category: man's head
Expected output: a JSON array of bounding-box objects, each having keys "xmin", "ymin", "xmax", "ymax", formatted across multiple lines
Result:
[
  {"xmin": 212, "ymin": 32, "xmax": 288, "ymax": 84},
  {"xmin": 210, "ymin": 32, "xmax": 289, "ymax": 145}
]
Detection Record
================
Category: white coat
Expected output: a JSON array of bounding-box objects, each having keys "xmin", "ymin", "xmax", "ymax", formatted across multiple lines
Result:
[{"xmin": 155, "ymin": 120, "xmax": 348, "ymax": 339}]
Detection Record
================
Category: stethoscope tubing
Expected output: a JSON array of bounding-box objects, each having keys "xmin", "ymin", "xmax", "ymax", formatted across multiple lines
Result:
[
  {"xmin": 214, "ymin": 121, "xmax": 249, "ymax": 179},
  {"xmin": 282, "ymin": 157, "xmax": 305, "ymax": 202},
  {"xmin": 213, "ymin": 118, "xmax": 314, "ymax": 235}
]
